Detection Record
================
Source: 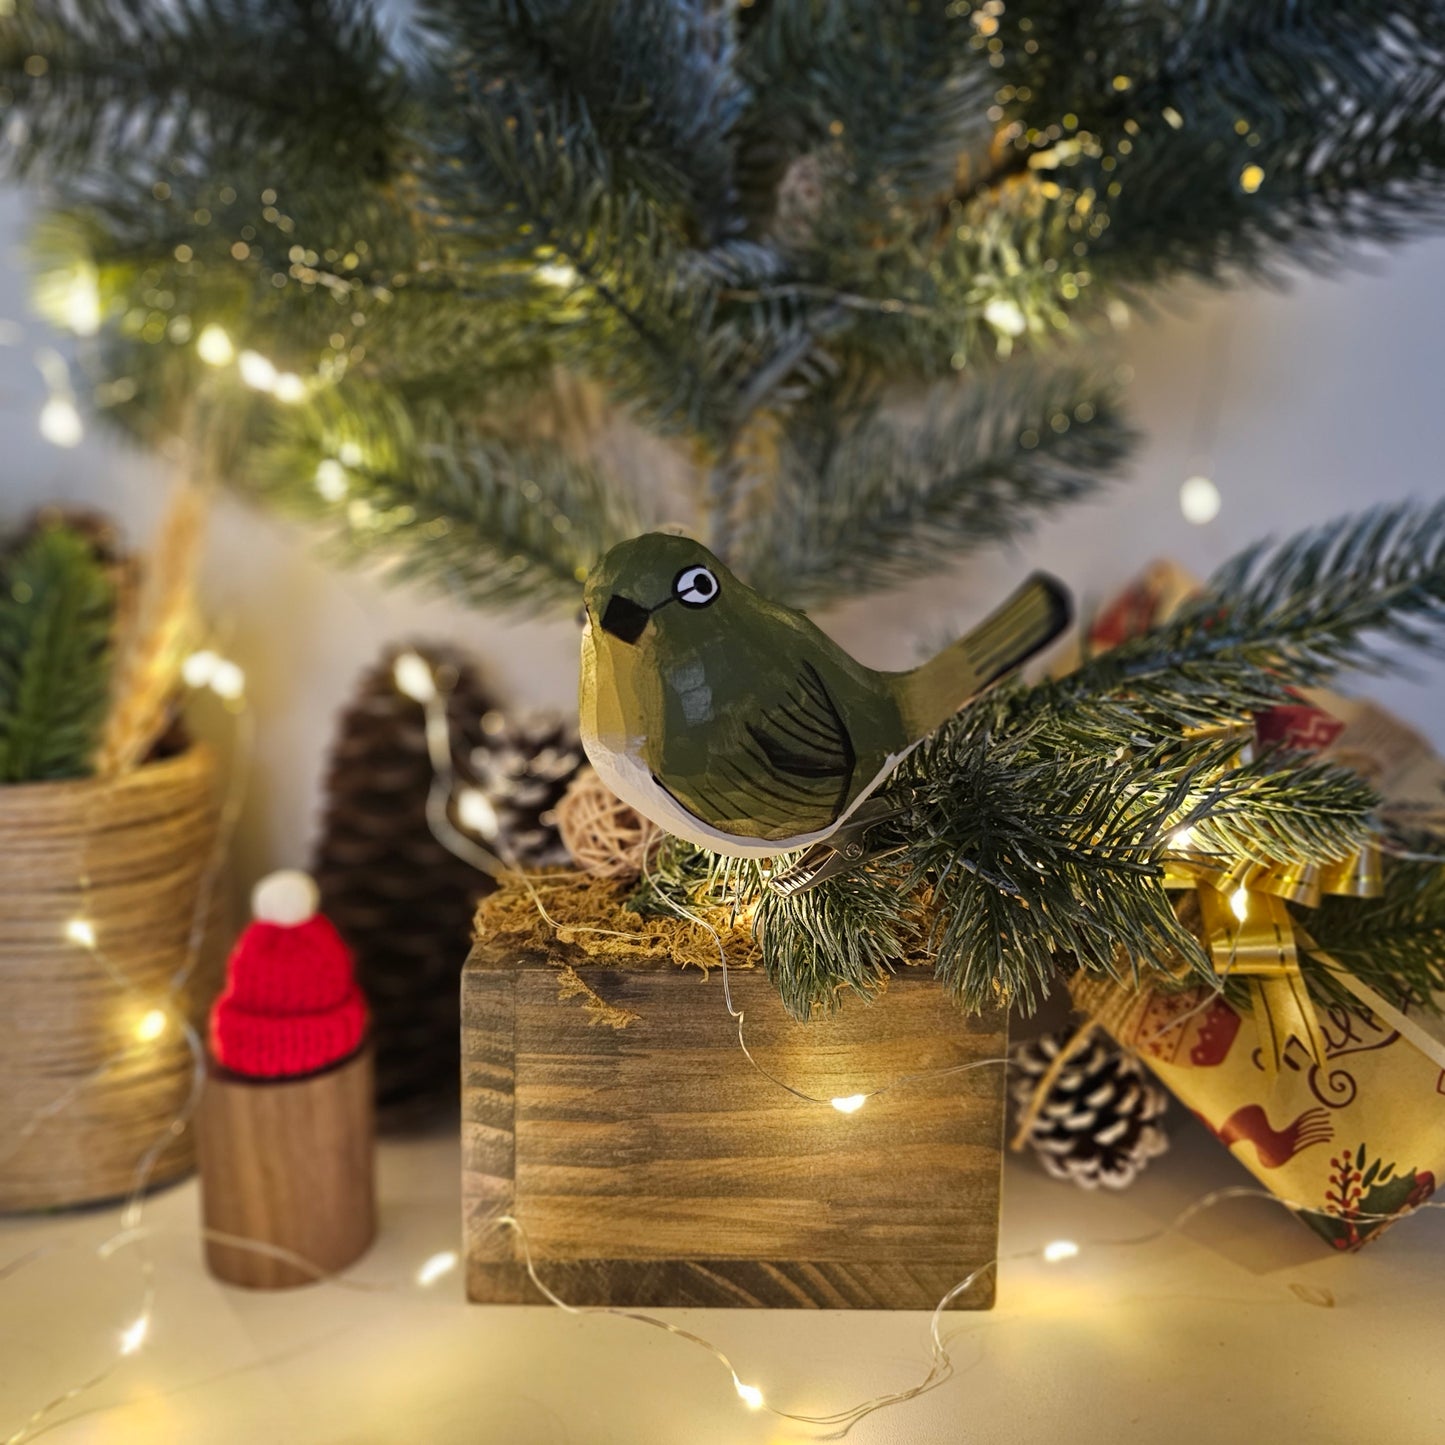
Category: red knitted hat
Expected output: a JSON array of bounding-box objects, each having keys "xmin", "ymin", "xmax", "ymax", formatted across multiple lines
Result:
[{"xmin": 211, "ymin": 871, "xmax": 368, "ymax": 1080}]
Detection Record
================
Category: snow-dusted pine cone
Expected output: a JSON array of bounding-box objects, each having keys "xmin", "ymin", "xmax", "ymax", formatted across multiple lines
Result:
[
  {"xmin": 466, "ymin": 710, "xmax": 585, "ymax": 868},
  {"xmin": 1010, "ymin": 1030, "xmax": 1171, "ymax": 1190}
]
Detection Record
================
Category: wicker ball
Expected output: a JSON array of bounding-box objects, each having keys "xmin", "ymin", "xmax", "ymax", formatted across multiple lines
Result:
[{"xmin": 555, "ymin": 768, "xmax": 662, "ymax": 881}]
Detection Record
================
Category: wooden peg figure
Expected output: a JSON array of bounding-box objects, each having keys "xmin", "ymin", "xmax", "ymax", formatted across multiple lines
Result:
[{"xmin": 197, "ymin": 870, "xmax": 376, "ymax": 1288}]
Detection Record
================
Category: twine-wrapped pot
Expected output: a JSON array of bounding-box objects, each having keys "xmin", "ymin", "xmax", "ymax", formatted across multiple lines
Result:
[{"xmin": 0, "ymin": 745, "xmax": 223, "ymax": 1211}]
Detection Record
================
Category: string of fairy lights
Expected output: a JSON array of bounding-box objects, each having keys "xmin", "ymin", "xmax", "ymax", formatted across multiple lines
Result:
[
  {"xmin": 0, "ymin": 36, "xmax": 1425, "ymax": 1432},
  {"xmin": 0, "ymin": 644, "xmax": 253, "ymax": 1445},
  {"xmin": 2, "ymin": 549, "xmax": 1444, "ymax": 1437},
  {"xmin": 383, "ymin": 647, "xmax": 1445, "ymax": 1429}
]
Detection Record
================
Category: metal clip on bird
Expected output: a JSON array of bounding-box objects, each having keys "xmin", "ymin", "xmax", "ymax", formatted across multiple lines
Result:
[{"xmin": 768, "ymin": 797, "xmax": 909, "ymax": 895}]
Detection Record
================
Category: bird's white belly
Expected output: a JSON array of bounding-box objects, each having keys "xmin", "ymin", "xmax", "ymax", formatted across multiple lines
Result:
[
  {"xmin": 579, "ymin": 617, "xmax": 912, "ymax": 859},
  {"xmin": 583, "ymin": 731, "xmax": 913, "ymax": 860}
]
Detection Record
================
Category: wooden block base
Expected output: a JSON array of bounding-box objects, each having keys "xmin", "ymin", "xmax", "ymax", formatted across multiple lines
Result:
[
  {"xmin": 197, "ymin": 1045, "xmax": 376, "ymax": 1289},
  {"xmin": 463, "ymin": 941, "xmax": 1006, "ymax": 1310}
]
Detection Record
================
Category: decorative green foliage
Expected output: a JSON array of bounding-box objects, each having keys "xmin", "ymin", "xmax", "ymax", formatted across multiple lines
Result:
[
  {"xmin": 0, "ymin": 525, "xmax": 115, "ymax": 783},
  {"xmin": 992, "ymin": 2, "xmax": 1445, "ymax": 285},
  {"xmin": 0, "ymin": 0, "xmax": 410, "ymax": 184},
  {"xmin": 421, "ymin": 0, "xmax": 748, "ymax": 237},
  {"xmin": 633, "ymin": 507, "xmax": 1445, "ymax": 1019},
  {"xmin": 738, "ymin": 366, "xmax": 1135, "ymax": 606},
  {"xmin": 258, "ymin": 385, "xmax": 641, "ymax": 614},
  {"xmin": 10, "ymin": 1, "xmax": 1445, "ymax": 611},
  {"xmin": 1045, "ymin": 500, "xmax": 1445, "ymax": 739},
  {"xmin": 1305, "ymin": 861, "xmax": 1445, "ymax": 1013}
]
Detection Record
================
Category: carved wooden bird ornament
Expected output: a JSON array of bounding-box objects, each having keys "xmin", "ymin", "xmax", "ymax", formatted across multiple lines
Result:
[{"xmin": 579, "ymin": 533, "xmax": 1070, "ymax": 886}]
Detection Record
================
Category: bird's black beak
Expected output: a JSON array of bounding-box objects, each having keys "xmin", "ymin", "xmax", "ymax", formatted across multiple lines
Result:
[{"xmin": 600, "ymin": 594, "xmax": 653, "ymax": 645}]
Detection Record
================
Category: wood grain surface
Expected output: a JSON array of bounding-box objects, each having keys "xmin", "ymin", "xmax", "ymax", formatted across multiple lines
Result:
[
  {"xmin": 463, "ymin": 941, "xmax": 1005, "ymax": 1309},
  {"xmin": 197, "ymin": 1046, "xmax": 376, "ymax": 1289}
]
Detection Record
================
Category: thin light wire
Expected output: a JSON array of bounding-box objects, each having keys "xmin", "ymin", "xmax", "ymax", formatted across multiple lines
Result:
[
  {"xmin": 10, "ymin": 1175, "xmax": 1440, "ymax": 1444},
  {"xmin": 489, "ymin": 1183, "xmax": 1445, "ymax": 1438},
  {"xmin": 2, "ymin": 689, "xmax": 254, "ymax": 1445},
  {"xmin": 15, "ymin": 654, "xmax": 1411, "ymax": 1442},
  {"xmin": 419, "ymin": 660, "xmax": 1215, "ymax": 1109}
]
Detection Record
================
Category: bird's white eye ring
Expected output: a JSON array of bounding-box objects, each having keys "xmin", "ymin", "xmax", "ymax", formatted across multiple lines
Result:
[{"xmin": 673, "ymin": 565, "xmax": 719, "ymax": 608}]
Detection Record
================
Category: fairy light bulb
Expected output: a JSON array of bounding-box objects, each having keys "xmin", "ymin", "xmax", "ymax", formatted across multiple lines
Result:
[
  {"xmin": 456, "ymin": 787, "xmax": 501, "ymax": 841},
  {"xmin": 39, "ymin": 396, "xmax": 83, "ymax": 448},
  {"xmin": 830, "ymin": 1094, "xmax": 867, "ymax": 1114},
  {"xmin": 271, "ymin": 372, "xmax": 307, "ymax": 404},
  {"xmin": 210, "ymin": 659, "xmax": 246, "ymax": 701},
  {"xmin": 1171, "ymin": 827, "xmax": 1195, "ymax": 850},
  {"xmin": 119, "ymin": 1313, "xmax": 150, "ymax": 1356},
  {"xmin": 238, "ymin": 350, "xmax": 278, "ymax": 392},
  {"xmin": 416, "ymin": 1250, "xmax": 459, "ymax": 1286},
  {"xmin": 1230, "ymin": 886, "xmax": 1250, "ymax": 922},
  {"xmin": 983, "ymin": 296, "xmax": 1027, "ymax": 337},
  {"xmin": 733, "ymin": 1377, "xmax": 764, "ymax": 1410},
  {"xmin": 63, "ymin": 268, "xmax": 102, "ymax": 336},
  {"xmin": 315, "ymin": 459, "xmax": 348, "ymax": 502},
  {"xmin": 196, "ymin": 324, "xmax": 235, "ymax": 366},
  {"xmin": 65, "ymin": 918, "xmax": 97, "ymax": 949},
  {"xmin": 536, "ymin": 260, "xmax": 580, "ymax": 288},
  {"xmin": 1043, "ymin": 1239, "xmax": 1079, "ymax": 1263},
  {"xmin": 393, "ymin": 651, "xmax": 437, "ymax": 703},
  {"xmin": 182, "ymin": 649, "xmax": 219, "ymax": 688},
  {"xmin": 136, "ymin": 1009, "xmax": 167, "ymax": 1043},
  {"xmin": 1180, "ymin": 475, "xmax": 1221, "ymax": 525}
]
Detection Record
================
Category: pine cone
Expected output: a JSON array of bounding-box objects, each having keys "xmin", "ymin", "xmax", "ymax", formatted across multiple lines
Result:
[
  {"xmin": 312, "ymin": 644, "xmax": 498, "ymax": 1124},
  {"xmin": 465, "ymin": 710, "xmax": 585, "ymax": 869},
  {"xmin": 1010, "ymin": 1030, "xmax": 1170, "ymax": 1190}
]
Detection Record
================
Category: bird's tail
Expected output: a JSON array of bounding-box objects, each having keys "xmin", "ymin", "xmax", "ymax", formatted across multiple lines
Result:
[{"xmin": 895, "ymin": 573, "xmax": 1072, "ymax": 739}]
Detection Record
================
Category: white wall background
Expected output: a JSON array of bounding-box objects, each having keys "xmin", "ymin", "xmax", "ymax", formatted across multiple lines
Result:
[{"xmin": 2, "ymin": 187, "xmax": 1443, "ymax": 894}]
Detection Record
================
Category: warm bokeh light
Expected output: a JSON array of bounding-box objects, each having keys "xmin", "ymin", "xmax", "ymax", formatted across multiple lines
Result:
[
  {"xmin": 416, "ymin": 1251, "xmax": 459, "ymax": 1286},
  {"xmin": 1180, "ymin": 474, "xmax": 1221, "ymax": 524},
  {"xmin": 65, "ymin": 918, "xmax": 97, "ymax": 949},
  {"xmin": 38, "ymin": 396, "xmax": 83, "ymax": 448},
  {"xmin": 196, "ymin": 324, "xmax": 235, "ymax": 366},
  {"xmin": 135, "ymin": 1009, "xmax": 167, "ymax": 1043},
  {"xmin": 393, "ymin": 652, "xmax": 437, "ymax": 703}
]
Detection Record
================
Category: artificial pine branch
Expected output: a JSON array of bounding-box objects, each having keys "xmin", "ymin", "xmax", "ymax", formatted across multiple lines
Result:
[
  {"xmin": 737, "ymin": 366, "xmax": 1134, "ymax": 606},
  {"xmin": 431, "ymin": 77, "xmax": 815, "ymax": 446},
  {"xmin": 0, "ymin": 0, "xmax": 411, "ymax": 184},
  {"xmin": 258, "ymin": 386, "xmax": 640, "ymax": 615},
  {"xmin": 991, "ymin": 2, "xmax": 1445, "ymax": 286},
  {"xmin": 737, "ymin": 1, "xmax": 985, "ymax": 218},
  {"xmin": 1043, "ymin": 501, "xmax": 1445, "ymax": 741},
  {"xmin": 1303, "ymin": 861, "xmax": 1445, "ymax": 1013},
  {"xmin": 0, "ymin": 524, "xmax": 115, "ymax": 782},
  {"xmin": 419, "ymin": 0, "xmax": 748, "ymax": 241}
]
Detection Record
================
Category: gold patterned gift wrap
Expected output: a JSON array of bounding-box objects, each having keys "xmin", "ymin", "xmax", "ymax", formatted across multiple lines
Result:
[
  {"xmin": 1052, "ymin": 561, "xmax": 1445, "ymax": 1248},
  {"xmin": 1073, "ymin": 967, "xmax": 1445, "ymax": 1249},
  {"xmin": 1067, "ymin": 687, "xmax": 1445, "ymax": 1250}
]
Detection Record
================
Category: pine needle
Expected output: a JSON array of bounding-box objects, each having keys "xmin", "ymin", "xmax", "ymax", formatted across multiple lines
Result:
[{"xmin": 0, "ymin": 524, "xmax": 116, "ymax": 782}]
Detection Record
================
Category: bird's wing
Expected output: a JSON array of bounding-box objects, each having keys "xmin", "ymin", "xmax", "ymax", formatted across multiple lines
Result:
[{"xmin": 655, "ymin": 660, "xmax": 857, "ymax": 842}]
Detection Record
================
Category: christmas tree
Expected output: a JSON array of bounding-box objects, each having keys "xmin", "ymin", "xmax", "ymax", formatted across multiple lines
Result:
[
  {"xmin": 6, "ymin": 2, "xmax": 1445, "ymax": 1011},
  {"xmin": 8, "ymin": 3, "xmax": 1444, "ymax": 605}
]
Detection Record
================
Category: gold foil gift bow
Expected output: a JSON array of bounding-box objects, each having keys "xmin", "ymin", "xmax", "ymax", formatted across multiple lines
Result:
[{"xmin": 1161, "ymin": 837, "xmax": 1383, "ymax": 1080}]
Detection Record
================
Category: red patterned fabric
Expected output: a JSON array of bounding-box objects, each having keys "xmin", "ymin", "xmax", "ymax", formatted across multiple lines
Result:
[{"xmin": 210, "ymin": 915, "xmax": 368, "ymax": 1079}]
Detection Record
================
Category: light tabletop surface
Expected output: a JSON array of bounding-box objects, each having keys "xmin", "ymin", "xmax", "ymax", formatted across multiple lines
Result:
[{"xmin": 2, "ymin": 1115, "xmax": 1443, "ymax": 1445}]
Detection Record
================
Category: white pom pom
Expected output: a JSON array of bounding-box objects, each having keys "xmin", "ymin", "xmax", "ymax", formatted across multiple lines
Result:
[{"xmin": 251, "ymin": 870, "xmax": 319, "ymax": 927}]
